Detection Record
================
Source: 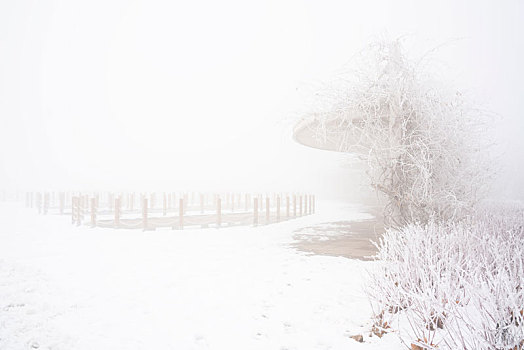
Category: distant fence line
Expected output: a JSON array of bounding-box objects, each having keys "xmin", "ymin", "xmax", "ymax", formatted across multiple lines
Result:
[{"xmin": 23, "ymin": 192, "xmax": 315, "ymax": 230}]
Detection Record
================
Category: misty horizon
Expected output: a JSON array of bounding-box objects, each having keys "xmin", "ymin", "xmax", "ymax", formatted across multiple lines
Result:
[{"xmin": 1, "ymin": 0, "xmax": 523, "ymax": 201}]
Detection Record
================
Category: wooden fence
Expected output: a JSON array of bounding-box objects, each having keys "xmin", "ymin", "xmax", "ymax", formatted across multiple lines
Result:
[{"xmin": 25, "ymin": 192, "xmax": 315, "ymax": 231}]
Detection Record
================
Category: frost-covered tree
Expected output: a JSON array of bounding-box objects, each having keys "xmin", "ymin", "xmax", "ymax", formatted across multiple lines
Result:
[{"xmin": 303, "ymin": 40, "xmax": 493, "ymax": 226}]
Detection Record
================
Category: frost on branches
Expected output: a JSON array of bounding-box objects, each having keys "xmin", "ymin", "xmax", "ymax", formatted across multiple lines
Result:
[
  {"xmin": 366, "ymin": 202, "xmax": 524, "ymax": 349},
  {"xmin": 304, "ymin": 40, "xmax": 492, "ymax": 226}
]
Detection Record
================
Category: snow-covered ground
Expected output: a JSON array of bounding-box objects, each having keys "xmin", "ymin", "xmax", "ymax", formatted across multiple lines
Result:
[{"xmin": 0, "ymin": 201, "xmax": 402, "ymax": 350}]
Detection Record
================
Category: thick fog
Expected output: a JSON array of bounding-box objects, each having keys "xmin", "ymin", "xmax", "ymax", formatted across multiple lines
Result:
[{"xmin": 1, "ymin": 0, "xmax": 522, "ymax": 200}]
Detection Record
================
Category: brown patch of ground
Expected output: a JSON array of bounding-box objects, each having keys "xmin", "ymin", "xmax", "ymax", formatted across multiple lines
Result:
[{"xmin": 291, "ymin": 211, "xmax": 384, "ymax": 261}]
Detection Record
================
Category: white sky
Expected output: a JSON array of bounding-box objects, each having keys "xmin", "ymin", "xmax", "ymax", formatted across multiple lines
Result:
[{"xmin": 1, "ymin": 0, "xmax": 523, "ymax": 198}]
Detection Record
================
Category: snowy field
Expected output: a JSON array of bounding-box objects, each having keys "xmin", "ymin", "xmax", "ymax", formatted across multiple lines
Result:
[{"xmin": 0, "ymin": 201, "xmax": 402, "ymax": 350}]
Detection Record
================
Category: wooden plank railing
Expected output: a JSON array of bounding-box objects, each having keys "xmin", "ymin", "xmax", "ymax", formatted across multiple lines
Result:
[{"xmin": 23, "ymin": 191, "xmax": 316, "ymax": 231}]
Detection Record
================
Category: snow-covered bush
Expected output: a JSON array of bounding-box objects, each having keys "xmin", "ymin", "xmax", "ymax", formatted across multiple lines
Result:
[
  {"xmin": 367, "ymin": 202, "xmax": 524, "ymax": 349},
  {"xmin": 304, "ymin": 40, "xmax": 492, "ymax": 226}
]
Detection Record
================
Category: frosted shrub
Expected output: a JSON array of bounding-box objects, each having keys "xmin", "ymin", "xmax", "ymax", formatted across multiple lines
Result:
[{"xmin": 367, "ymin": 202, "xmax": 524, "ymax": 349}]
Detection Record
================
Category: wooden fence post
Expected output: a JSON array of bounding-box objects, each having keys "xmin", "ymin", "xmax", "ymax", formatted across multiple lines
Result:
[
  {"xmin": 313, "ymin": 195, "xmax": 315, "ymax": 213},
  {"xmin": 114, "ymin": 197, "xmax": 120, "ymax": 228},
  {"xmin": 305, "ymin": 195, "xmax": 308, "ymax": 215},
  {"xmin": 142, "ymin": 198, "xmax": 148, "ymax": 231},
  {"xmin": 286, "ymin": 196, "xmax": 290, "ymax": 218},
  {"xmin": 179, "ymin": 198, "xmax": 184, "ymax": 229},
  {"xmin": 76, "ymin": 196, "xmax": 80, "ymax": 223},
  {"xmin": 253, "ymin": 198, "xmax": 258, "ymax": 226},
  {"xmin": 304, "ymin": 195, "xmax": 308, "ymax": 215},
  {"xmin": 77, "ymin": 195, "xmax": 83, "ymax": 226},
  {"xmin": 276, "ymin": 196, "xmax": 280, "ymax": 222},
  {"xmin": 265, "ymin": 197, "xmax": 270, "ymax": 223},
  {"xmin": 36, "ymin": 192, "xmax": 42, "ymax": 214},
  {"xmin": 163, "ymin": 193, "xmax": 167, "ymax": 216},
  {"xmin": 293, "ymin": 194, "xmax": 297, "ymax": 217},
  {"xmin": 71, "ymin": 197, "xmax": 77, "ymax": 224},
  {"xmin": 200, "ymin": 193, "xmax": 204, "ymax": 213},
  {"xmin": 47, "ymin": 192, "xmax": 51, "ymax": 214},
  {"xmin": 217, "ymin": 197, "xmax": 222, "ymax": 227},
  {"xmin": 245, "ymin": 194, "xmax": 249, "ymax": 211},
  {"xmin": 91, "ymin": 198, "xmax": 97, "ymax": 227},
  {"xmin": 299, "ymin": 195, "xmax": 303, "ymax": 216}
]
